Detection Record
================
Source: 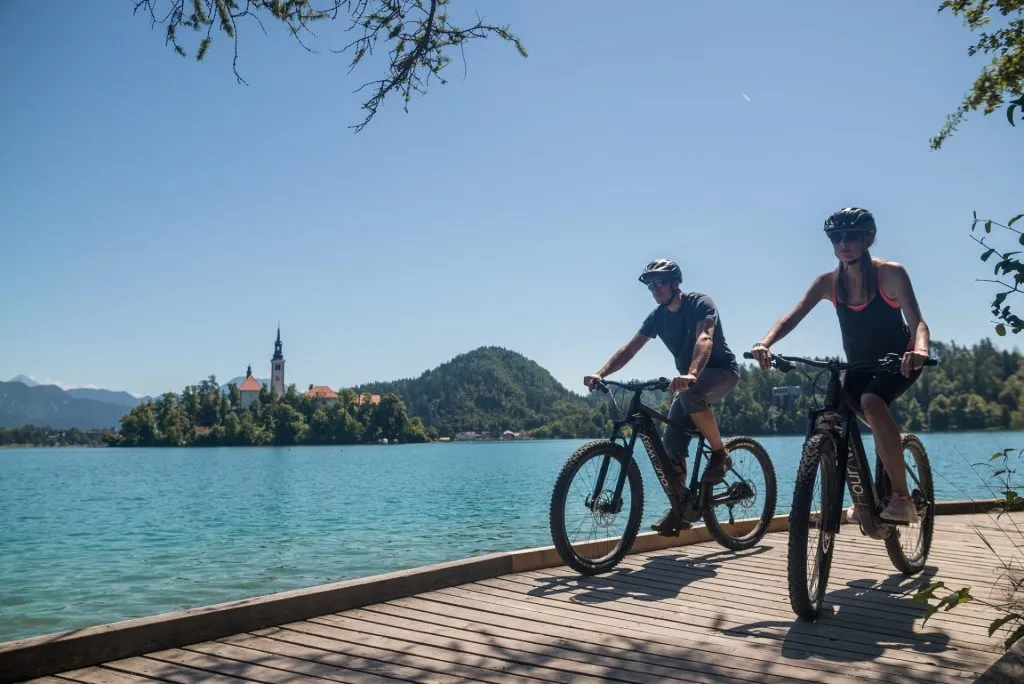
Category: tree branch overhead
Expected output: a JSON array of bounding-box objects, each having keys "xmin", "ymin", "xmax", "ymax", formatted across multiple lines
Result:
[{"xmin": 133, "ymin": 0, "xmax": 527, "ymax": 132}]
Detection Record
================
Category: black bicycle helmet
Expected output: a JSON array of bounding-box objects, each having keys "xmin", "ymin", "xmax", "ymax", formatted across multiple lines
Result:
[
  {"xmin": 824, "ymin": 207, "xmax": 876, "ymax": 235},
  {"xmin": 638, "ymin": 258, "xmax": 682, "ymax": 284}
]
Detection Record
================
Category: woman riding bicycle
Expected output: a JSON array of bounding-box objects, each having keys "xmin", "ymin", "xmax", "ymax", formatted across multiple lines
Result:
[{"xmin": 749, "ymin": 207, "xmax": 931, "ymax": 523}]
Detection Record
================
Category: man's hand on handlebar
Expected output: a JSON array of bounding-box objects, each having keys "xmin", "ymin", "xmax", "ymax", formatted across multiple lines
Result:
[
  {"xmin": 749, "ymin": 342, "xmax": 772, "ymax": 371},
  {"xmin": 583, "ymin": 374, "xmax": 604, "ymax": 391},
  {"xmin": 670, "ymin": 374, "xmax": 697, "ymax": 393}
]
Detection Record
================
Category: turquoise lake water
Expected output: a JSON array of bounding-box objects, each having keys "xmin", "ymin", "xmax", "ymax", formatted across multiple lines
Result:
[{"xmin": 2, "ymin": 431, "xmax": 1021, "ymax": 643}]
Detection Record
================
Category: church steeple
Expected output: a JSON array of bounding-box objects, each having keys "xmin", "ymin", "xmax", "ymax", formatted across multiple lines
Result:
[
  {"xmin": 272, "ymin": 324, "xmax": 283, "ymax": 360},
  {"xmin": 270, "ymin": 324, "xmax": 285, "ymax": 398}
]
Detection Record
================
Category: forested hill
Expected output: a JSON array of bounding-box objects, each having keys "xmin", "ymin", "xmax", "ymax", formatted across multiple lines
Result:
[
  {"xmin": 355, "ymin": 339, "xmax": 1024, "ymax": 438},
  {"xmin": 351, "ymin": 346, "xmax": 593, "ymax": 435}
]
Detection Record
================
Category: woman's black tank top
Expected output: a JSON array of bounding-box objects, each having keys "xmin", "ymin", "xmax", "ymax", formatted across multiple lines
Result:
[{"xmin": 833, "ymin": 272, "xmax": 912, "ymax": 363}]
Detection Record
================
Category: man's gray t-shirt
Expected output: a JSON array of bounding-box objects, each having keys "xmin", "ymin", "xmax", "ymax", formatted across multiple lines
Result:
[{"xmin": 639, "ymin": 292, "xmax": 738, "ymax": 375}]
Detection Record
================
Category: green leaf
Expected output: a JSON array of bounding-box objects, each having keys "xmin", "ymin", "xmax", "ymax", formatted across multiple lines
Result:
[
  {"xmin": 996, "ymin": 323, "xmax": 1007, "ymax": 336},
  {"xmin": 982, "ymin": 248, "xmax": 996, "ymax": 262},
  {"xmin": 1011, "ymin": 214, "xmax": 1024, "ymax": 228},
  {"xmin": 985, "ymin": 220, "xmax": 993, "ymax": 233},
  {"xmin": 988, "ymin": 613, "xmax": 1022, "ymax": 637}
]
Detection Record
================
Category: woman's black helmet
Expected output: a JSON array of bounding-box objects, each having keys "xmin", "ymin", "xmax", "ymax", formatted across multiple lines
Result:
[
  {"xmin": 824, "ymin": 207, "xmax": 876, "ymax": 235},
  {"xmin": 638, "ymin": 258, "xmax": 682, "ymax": 284}
]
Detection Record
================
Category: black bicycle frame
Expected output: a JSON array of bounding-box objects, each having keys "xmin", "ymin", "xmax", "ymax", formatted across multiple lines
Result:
[
  {"xmin": 805, "ymin": 367, "xmax": 891, "ymax": 541},
  {"xmin": 590, "ymin": 386, "xmax": 707, "ymax": 516}
]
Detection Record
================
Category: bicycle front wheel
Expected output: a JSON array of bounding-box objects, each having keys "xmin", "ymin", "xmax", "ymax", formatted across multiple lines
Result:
[
  {"xmin": 883, "ymin": 433, "xmax": 935, "ymax": 575},
  {"xmin": 787, "ymin": 431, "xmax": 838, "ymax": 622},
  {"xmin": 703, "ymin": 436, "xmax": 778, "ymax": 550},
  {"xmin": 549, "ymin": 440, "xmax": 644, "ymax": 575}
]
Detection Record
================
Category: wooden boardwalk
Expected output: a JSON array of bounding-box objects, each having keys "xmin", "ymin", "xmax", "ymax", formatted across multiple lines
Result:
[{"xmin": 10, "ymin": 510, "xmax": 1024, "ymax": 683}]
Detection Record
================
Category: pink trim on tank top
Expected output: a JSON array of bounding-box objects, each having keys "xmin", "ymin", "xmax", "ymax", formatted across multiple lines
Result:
[{"xmin": 830, "ymin": 273, "xmax": 899, "ymax": 311}]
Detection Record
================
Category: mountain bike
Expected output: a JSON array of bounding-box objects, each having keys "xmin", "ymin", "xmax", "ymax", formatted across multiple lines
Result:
[
  {"xmin": 548, "ymin": 376, "xmax": 777, "ymax": 576},
  {"xmin": 743, "ymin": 350, "xmax": 939, "ymax": 622}
]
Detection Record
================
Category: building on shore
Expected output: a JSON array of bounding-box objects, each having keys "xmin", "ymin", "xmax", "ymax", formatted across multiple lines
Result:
[
  {"xmin": 305, "ymin": 385, "xmax": 338, "ymax": 405},
  {"xmin": 239, "ymin": 366, "xmax": 262, "ymax": 409}
]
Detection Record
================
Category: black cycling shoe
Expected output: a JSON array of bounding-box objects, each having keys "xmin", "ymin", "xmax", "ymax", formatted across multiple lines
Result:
[
  {"xmin": 651, "ymin": 508, "xmax": 692, "ymax": 536},
  {"xmin": 701, "ymin": 449, "xmax": 733, "ymax": 484}
]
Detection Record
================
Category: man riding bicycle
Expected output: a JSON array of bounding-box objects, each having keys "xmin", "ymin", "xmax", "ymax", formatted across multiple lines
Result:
[{"xmin": 584, "ymin": 258, "xmax": 740, "ymax": 534}]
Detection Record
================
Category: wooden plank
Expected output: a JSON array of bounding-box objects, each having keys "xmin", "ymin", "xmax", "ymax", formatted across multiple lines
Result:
[
  {"xmin": 143, "ymin": 647, "xmax": 342, "ymax": 683},
  {"xmin": 452, "ymin": 578, "xmax": 989, "ymax": 677},
  {"xmin": 185, "ymin": 639, "xmax": 448, "ymax": 684},
  {"xmin": 410, "ymin": 588, "xmax": 964, "ymax": 684},
  {"xmin": 313, "ymin": 610, "xmax": 797, "ymax": 684},
  {"xmin": 101, "ymin": 656, "xmax": 251, "ymax": 683},
  {"xmin": 600, "ymin": 550, "xmax": 1006, "ymax": 631},
  {"xmin": 242, "ymin": 623, "xmax": 599, "ymax": 684},
  {"xmin": 345, "ymin": 598, "xmax": 880, "ymax": 684},
  {"xmin": 521, "ymin": 562, "xmax": 1000, "ymax": 645},
  {"xmin": 28, "ymin": 667, "xmax": 160, "ymax": 683}
]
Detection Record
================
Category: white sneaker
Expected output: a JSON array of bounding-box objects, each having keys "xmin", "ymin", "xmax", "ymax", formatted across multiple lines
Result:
[{"xmin": 880, "ymin": 493, "xmax": 920, "ymax": 524}]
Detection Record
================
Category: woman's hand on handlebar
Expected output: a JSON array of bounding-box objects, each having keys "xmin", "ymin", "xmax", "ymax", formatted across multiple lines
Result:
[{"xmin": 901, "ymin": 349, "xmax": 930, "ymax": 377}]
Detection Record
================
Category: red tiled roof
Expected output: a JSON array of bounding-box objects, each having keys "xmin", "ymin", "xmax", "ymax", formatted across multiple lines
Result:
[
  {"xmin": 357, "ymin": 393, "xmax": 381, "ymax": 405},
  {"xmin": 239, "ymin": 375, "xmax": 262, "ymax": 392},
  {"xmin": 305, "ymin": 385, "xmax": 338, "ymax": 399}
]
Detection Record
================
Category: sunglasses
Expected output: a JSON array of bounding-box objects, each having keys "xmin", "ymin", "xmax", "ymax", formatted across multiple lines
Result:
[
  {"xmin": 646, "ymin": 279, "xmax": 673, "ymax": 291},
  {"xmin": 828, "ymin": 230, "xmax": 864, "ymax": 245}
]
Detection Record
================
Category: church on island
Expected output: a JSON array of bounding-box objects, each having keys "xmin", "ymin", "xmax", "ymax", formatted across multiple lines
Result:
[{"xmin": 236, "ymin": 327, "xmax": 380, "ymax": 410}]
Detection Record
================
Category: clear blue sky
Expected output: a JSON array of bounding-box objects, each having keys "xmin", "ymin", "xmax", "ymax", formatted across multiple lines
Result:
[{"xmin": 0, "ymin": 1, "xmax": 1019, "ymax": 398}]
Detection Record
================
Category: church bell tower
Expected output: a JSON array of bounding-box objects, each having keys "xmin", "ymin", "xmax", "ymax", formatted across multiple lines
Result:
[{"xmin": 271, "ymin": 324, "xmax": 285, "ymax": 398}]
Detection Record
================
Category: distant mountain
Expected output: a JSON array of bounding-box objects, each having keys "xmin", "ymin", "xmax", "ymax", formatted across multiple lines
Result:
[
  {"xmin": 351, "ymin": 346, "xmax": 595, "ymax": 436},
  {"xmin": 7, "ymin": 376, "xmax": 149, "ymax": 407},
  {"xmin": 0, "ymin": 381, "xmax": 128, "ymax": 430},
  {"xmin": 66, "ymin": 387, "xmax": 148, "ymax": 408}
]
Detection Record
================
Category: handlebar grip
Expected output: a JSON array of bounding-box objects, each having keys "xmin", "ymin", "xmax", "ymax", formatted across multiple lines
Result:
[
  {"xmin": 923, "ymin": 358, "xmax": 938, "ymax": 367},
  {"xmin": 742, "ymin": 351, "xmax": 755, "ymax": 359}
]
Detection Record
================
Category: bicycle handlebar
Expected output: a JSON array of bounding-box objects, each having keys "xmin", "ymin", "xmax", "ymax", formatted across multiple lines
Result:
[
  {"xmin": 590, "ymin": 377, "xmax": 670, "ymax": 394},
  {"xmin": 741, "ymin": 350, "xmax": 938, "ymax": 374}
]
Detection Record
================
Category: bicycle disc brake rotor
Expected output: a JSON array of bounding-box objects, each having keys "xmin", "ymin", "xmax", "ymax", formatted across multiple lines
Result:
[{"xmin": 586, "ymin": 490, "xmax": 622, "ymax": 528}]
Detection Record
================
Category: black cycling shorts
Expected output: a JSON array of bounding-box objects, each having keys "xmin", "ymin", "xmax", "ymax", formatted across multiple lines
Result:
[{"xmin": 842, "ymin": 366, "xmax": 921, "ymax": 406}]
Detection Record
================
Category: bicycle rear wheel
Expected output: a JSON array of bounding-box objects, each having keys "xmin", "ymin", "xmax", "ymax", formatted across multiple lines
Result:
[
  {"xmin": 787, "ymin": 431, "xmax": 838, "ymax": 622},
  {"xmin": 882, "ymin": 433, "xmax": 935, "ymax": 575},
  {"xmin": 703, "ymin": 436, "xmax": 778, "ymax": 550},
  {"xmin": 549, "ymin": 440, "xmax": 644, "ymax": 575}
]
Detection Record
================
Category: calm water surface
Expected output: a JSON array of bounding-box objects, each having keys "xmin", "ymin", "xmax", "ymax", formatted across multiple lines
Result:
[{"xmin": 1, "ymin": 431, "xmax": 1019, "ymax": 642}]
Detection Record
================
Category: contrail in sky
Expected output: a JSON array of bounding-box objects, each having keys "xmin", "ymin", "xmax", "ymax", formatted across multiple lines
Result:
[{"xmin": 741, "ymin": 92, "xmax": 751, "ymax": 102}]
